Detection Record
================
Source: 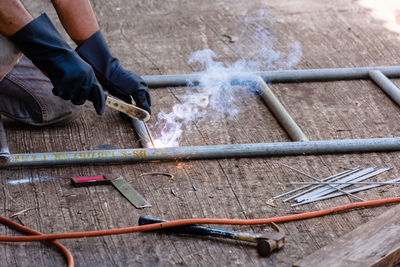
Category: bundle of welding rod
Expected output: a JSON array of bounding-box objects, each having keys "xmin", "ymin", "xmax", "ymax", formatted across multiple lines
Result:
[{"xmin": 274, "ymin": 165, "xmax": 400, "ymax": 206}]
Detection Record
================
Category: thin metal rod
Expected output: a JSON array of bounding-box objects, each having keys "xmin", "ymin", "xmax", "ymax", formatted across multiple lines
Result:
[
  {"xmin": 296, "ymin": 167, "xmax": 376, "ymax": 201},
  {"xmin": 369, "ymin": 70, "xmax": 400, "ymax": 106},
  {"xmin": 291, "ymin": 181, "xmax": 400, "ymax": 185},
  {"xmin": 291, "ymin": 177, "xmax": 400, "ymax": 207},
  {"xmin": 280, "ymin": 167, "xmax": 361, "ymax": 202},
  {"xmin": 4, "ymin": 137, "xmax": 400, "ymax": 168},
  {"xmin": 287, "ymin": 167, "xmax": 367, "ymax": 202},
  {"xmin": 299, "ymin": 167, "xmax": 392, "ymax": 201},
  {"xmin": 130, "ymin": 118, "xmax": 155, "ymax": 148},
  {"xmin": 0, "ymin": 116, "xmax": 10, "ymax": 165},
  {"xmin": 289, "ymin": 167, "xmax": 374, "ymax": 202},
  {"xmin": 282, "ymin": 165, "xmax": 365, "ymax": 202},
  {"xmin": 142, "ymin": 66, "xmax": 400, "ymax": 88},
  {"xmin": 255, "ymin": 77, "xmax": 308, "ymax": 142},
  {"xmin": 273, "ymin": 168, "xmax": 356, "ymax": 199}
]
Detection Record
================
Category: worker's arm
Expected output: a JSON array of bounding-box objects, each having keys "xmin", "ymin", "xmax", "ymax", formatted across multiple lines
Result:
[
  {"xmin": 0, "ymin": 0, "xmax": 33, "ymax": 36},
  {"xmin": 51, "ymin": 0, "xmax": 151, "ymax": 113},
  {"xmin": 1, "ymin": 0, "xmax": 105, "ymax": 115},
  {"xmin": 51, "ymin": 0, "xmax": 99, "ymax": 46}
]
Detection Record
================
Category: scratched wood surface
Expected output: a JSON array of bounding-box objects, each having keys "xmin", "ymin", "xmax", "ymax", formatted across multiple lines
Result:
[
  {"xmin": 2, "ymin": 0, "xmax": 400, "ymax": 266},
  {"xmin": 293, "ymin": 204, "xmax": 400, "ymax": 267}
]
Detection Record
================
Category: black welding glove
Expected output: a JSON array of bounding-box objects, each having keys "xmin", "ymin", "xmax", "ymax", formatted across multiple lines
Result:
[
  {"xmin": 9, "ymin": 13, "xmax": 105, "ymax": 115},
  {"xmin": 76, "ymin": 30, "xmax": 151, "ymax": 114}
]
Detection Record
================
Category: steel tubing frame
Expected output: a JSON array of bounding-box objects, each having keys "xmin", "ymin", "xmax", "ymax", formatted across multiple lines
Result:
[
  {"xmin": 136, "ymin": 75, "xmax": 308, "ymax": 144},
  {"xmin": 254, "ymin": 77, "xmax": 308, "ymax": 142},
  {"xmin": 138, "ymin": 66, "xmax": 400, "ymax": 144},
  {"xmin": 4, "ymin": 137, "xmax": 400, "ymax": 167},
  {"xmin": 369, "ymin": 70, "xmax": 400, "ymax": 106},
  {"xmin": 3, "ymin": 65, "xmax": 400, "ymax": 168},
  {"xmin": 142, "ymin": 65, "xmax": 400, "ymax": 88},
  {"xmin": 130, "ymin": 118, "xmax": 155, "ymax": 148}
]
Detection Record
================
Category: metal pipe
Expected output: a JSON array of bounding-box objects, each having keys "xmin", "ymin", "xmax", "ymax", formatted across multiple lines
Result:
[
  {"xmin": 254, "ymin": 77, "xmax": 308, "ymax": 142},
  {"xmin": 0, "ymin": 116, "xmax": 10, "ymax": 165},
  {"xmin": 4, "ymin": 137, "xmax": 400, "ymax": 168},
  {"xmin": 130, "ymin": 118, "xmax": 155, "ymax": 148},
  {"xmin": 282, "ymin": 164, "xmax": 364, "ymax": 202},
  {"xmin": 142, "ymin": 66, "xmax": 400, "ymax": 88},
  {"xmin": 291, "ymin": 177, "xmax": 400, "ymax": 207},
  {"xmin": 369, "ymin": 70, "xmax": 400, "ymax": 106}
]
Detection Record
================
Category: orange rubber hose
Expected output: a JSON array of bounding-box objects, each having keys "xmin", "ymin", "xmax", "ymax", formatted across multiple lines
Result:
[
  {"xmin": 0, "ymin": 216, "xmax": 73, "ymax": 267},
  {"xmin": 1, "ymin": 197, "xmax": 399, "ymax": 243}
]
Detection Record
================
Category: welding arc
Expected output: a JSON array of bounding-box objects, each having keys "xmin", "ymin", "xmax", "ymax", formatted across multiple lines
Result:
[{"xmin": 1, "ymin": 197, "xmax": 400, "ymax": 267}]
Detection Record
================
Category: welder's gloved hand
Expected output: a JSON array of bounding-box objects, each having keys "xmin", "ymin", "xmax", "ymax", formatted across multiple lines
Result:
[
  {"xmin": 76, "ymin": 30, "xmax": 151, "ymax": 114},
  {"xmin": 9, "ymin": 13, "xmax": 105, "ymax": 115}
]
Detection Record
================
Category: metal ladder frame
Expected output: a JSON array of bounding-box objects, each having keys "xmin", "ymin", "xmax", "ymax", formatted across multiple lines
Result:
[{"xmin": 2, "ymin": 65, "xmax": 400, "ymax": 167}]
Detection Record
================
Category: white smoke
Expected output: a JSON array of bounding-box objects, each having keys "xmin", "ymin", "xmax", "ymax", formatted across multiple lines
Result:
[{"xmin": 152, "ymin": 11, "xmax": 302, "ymax": 147}]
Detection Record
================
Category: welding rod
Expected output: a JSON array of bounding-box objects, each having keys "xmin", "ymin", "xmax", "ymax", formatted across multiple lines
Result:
[
  {"xmin": 294, "ymin": 167, "xmax": 376, "ymax": 202},
  {"xmin": 281, "ymin": 167, "xmax": 362, "ymax": 202},
  {"xmin": 138, "ymin": 215, "xmax": 285, "ymax": 257},
  {"xmin": 282, "ymin": 164, "xmax": 365, "ymax": 202},
  {"xmin": 0, "ymin": 116, "xmax": 10, "ymax": 165},
  {"xmin": 273, "ymin": 167, "xmax": 358, "ymax": 200},
  {"xmin": 296, "ymin": 167, "xmax": 377, "ymax": 202},
  {"xmin": 369, "ymin": 70, "xmax": 400, "ymax": 107},
  {"xmin": 291, "ymin": 177, "xmax": 400, "ymax": 207},
  {"xmin": 299, "ymin": 167, "xmax": 392, "ymax": 201}
]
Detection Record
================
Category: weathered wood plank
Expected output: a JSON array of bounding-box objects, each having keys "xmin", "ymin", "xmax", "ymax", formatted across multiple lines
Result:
[{"xmin": 294, "ymin": 204, "xmax": 400, "ymax": 267}]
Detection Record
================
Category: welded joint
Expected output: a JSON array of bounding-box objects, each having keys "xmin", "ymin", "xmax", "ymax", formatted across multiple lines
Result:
[{"xmin": 130, "ymin": 118, "xmax": 155, "ymax": 148}]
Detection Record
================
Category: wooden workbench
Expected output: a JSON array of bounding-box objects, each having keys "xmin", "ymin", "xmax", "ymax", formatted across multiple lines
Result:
[{"xmin": 1, "ymin": 0, "xmax": 400, "ymax": 266}]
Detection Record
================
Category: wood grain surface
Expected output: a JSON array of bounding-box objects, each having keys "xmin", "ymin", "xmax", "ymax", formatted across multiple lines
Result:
[
  {"xmin": 293, "ymin": 203, "xmax": 400, "ymax": 267},
  {"xmin": 2, "ymin": 0, "xmax": 400, "ymax": 266}
]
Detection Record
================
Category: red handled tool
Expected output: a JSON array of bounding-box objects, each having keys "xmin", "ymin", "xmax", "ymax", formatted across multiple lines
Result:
[
  {"xmin": 71, "ymin": 174, "xmax": 152, "ymax": 209},
  {"xmin": 71, "ymin": 175, "xmax": 111, "ymax": 187}
]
